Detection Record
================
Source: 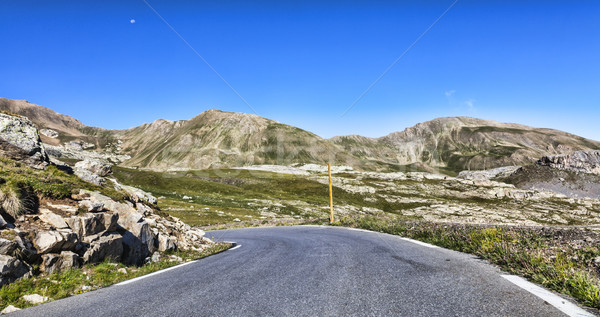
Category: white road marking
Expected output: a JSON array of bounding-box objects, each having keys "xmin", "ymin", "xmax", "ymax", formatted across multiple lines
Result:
[
  {"xmin": 116, "ymin": 244, "xmax": 241, "ymax": 287},
  {"xmin": 502, "ymin": 275, "xmax": 595, "ymax": 317},
  {"xmin": 398, "ymin": 237, "xmax": 439, "ymax": 249},
  {"xmin": 116, "ymin": 260, "xmax": 197, "ymax": 286},
  {"xmin": 345, "ymin": 227, "xmax": 370, "ymax": 233}
]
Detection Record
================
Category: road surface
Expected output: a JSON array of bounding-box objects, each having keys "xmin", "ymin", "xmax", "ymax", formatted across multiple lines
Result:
[{"xmin": 12, "ymin": 226, "xmax": 594, "ymax": 316}]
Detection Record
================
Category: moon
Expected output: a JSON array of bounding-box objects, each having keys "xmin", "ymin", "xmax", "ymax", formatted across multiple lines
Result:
[{"xmin": 130, "ymin": 19, "xmax": 136, "ymax": 24}]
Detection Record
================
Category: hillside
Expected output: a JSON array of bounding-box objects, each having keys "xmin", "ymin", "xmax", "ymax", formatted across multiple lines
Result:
[
  {"xmin": 115, "ymin": 109, "xmax": 356, "ymax": 171},
  {"xmin": 332, "ymin": 117, "xmax": 600, "ymax": 173},
  {"xmin": 2, "ymin": 98, "xmax": 600, "ymax": 173}
]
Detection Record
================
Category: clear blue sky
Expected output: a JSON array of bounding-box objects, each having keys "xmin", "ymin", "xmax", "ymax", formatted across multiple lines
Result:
[{"xmin": 1, "ymin": 1, "xmax": 599, "ymax": 140}]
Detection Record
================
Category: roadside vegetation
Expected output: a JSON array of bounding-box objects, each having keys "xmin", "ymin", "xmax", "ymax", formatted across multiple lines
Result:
[
  {"xmin": 0, "ymin": 243, "xmax": 231, "ymax": 311},
  {"xmin": 335, "ymin": 216, "xmax": 600, "ymax": 310},
  {"xmin": 0, "ymin": 156, "xmax": 125, "ymax": 219}
]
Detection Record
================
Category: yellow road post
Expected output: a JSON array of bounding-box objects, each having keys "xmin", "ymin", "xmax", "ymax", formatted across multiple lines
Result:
[{"xmin": 328, "ymin": 163, "xmax": 334, "ymax": 223}]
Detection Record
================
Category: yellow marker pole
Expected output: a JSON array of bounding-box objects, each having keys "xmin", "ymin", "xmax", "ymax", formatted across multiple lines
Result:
[{"xmin": 328, "ymin": 163, "xmax": 334, "ymax": 223}]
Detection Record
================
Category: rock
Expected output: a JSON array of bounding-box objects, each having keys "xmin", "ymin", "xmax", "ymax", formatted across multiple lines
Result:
[
  {"xmin": 110, "ymin": 180, "xmax": 157, "ymax": 205},
  {"xmin": 0, "ymin": 238, "xmax": 18, "ymax": 255},
  {"xmin": 182, "ymin": 195, "xmax": 192, "ymax": 200},
  {"xmin": 157, "ymin": 233, "xmax": 177, "ymax": 252},
  {"xmin": 75, "ymin": 159, "xmax": 111, "ymax": 177},
  {"xmin": 458, "ymin": 166, "xmax": 522, "ymax": 181},
  {"xmin": 66, "ymin": 141, "xmax": 95, "ymax": 151},
  {"xmin": 79, "ymin": 190, "xmax": 137, "ymax": 214},
  {"xmin": 74, "ymin": 168, "xmax": 105, "ymax": 186},
  {"xmin": 78, "ymin": 200, "xmax": 105, "ymax": 213},
  {"xmin": 66, "ymin": 212, "xmax": 118, "ymax": 240},
  {"xmin": 41, "ymin": 251, "xmax": 81, "ymax": 273},
  {"xmin": 82, "ymin": 233, "xmax": 123, "ymax": 264},
  {"xmin": 539, "ymin": 151, "xmax": 600, "ymax": 175},
  {"xmin": 1, "ymin": 305, "xmax": 21, "ymax": 314},
  {"xmin": 0, "ymin": 113, "xmax": 49, "ymax": 169},
  {"xmin": 33, "ymin": 229, "xmax": 78, "ymax": 254},
  {"xmin": 0, "ymin": 214, "xmax": 7, "ymax": 229},
  {"xmin": 117, "ymin": 268, "xmax": 127, "ymax": 274},
  {"xmin": 151, "ymin": 251, "xmax": 160, "ymax": 263},
  {"xmin": 39, "ymin": 128, "xmax": 59, "ymax": 138},
  {"xmin": 21, "ymin": 294, "xmax": 49, "ymax": 304},
  {"xmin": 0, "ymin": 254, "xmax": 31, "ymax": 286},
  {"xmin": 38, "ymin": 212, "xmax": 69, "ymax": 229}
]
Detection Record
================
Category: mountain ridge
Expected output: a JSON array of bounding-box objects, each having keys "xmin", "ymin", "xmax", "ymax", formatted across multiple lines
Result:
[{"xmin": 1, "ymin": 97, "xmax": 599, "ymax": 173}]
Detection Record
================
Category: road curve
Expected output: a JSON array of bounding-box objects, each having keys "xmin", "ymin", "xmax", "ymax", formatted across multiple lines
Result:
[{"xmin": 12, "ymin": 226, "xmax": 590, "ymax": 316}]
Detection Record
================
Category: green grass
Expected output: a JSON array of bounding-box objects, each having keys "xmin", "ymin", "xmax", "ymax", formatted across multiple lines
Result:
[
  {"xmin": 0, "ymin": 243, "xmax": 231, "ymax": 311},
  {"xmin": 335, "ymin": 216, "xmax": 600, "ymax": 310}
]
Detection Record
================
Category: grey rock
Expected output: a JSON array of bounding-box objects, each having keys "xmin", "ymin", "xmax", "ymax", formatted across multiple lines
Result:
[
  {"xmin": 151, "ymin": 251, "xmax": 160, "ymax": 263},
  {"xmin": 539, "ymin": 150, "xmax": 600, "ymax": 175},
  {"xmin": 82, "ymin": 233, "xmax": 123, "ymax": 264},
  {"xmin": 1, "ymin": 305, "xmax": 21, "ymax": 314},
  {"xmin": 110, "ymin": 179, "xmax": 157, "ymax": 205},
  {"xmin": 66, "ymin": 213, "xmax": 118, "ymax": 239},
  {"xmin": 74, "ymin": 168, "xmax": 105, "ymax": 186},
  {"xmin": 38, "ymin": 212, "xmax": 69, "ymax": 229},
  {"xmin": 0, "ymin": 238, "xmax": 18, "ymax": 255},
  {"xmin": 0, "ymin": 214, "xmax": 7, "ymax": 229},
  {"xmin": 0, "ymin": 254, "xmax": 31, "ymax": 286},
  {"xmin": 0, "ymin": 113, "xmax": 49, "ymax": 169},
  {"xmin": 78, "ymin": 200, "xmax": 105, "ymax": 213},
  {"xmin": 458, "ymin": 166, "xmax": 522, "ymax": 181},
  {"xmin": 75, "ymin": 159, "xmax": 111, "ymax": 177},
  {"xmin": 39, "ymin": 128, "xmax": 59, "ymax": 138},
  {"xmin": 41, "ymin": 251, "xmax": 81, "ymax": 273},
  {"xmin": 157, "ymin": 233, "xmax": 177, "ymax": 252},
  {"xmin": 21, "ymin": 294, "xmax": 49, "ymax": 304},
  {"xmin": 33, "ymin": 229, "xmax": 78, "ymax": 254}
]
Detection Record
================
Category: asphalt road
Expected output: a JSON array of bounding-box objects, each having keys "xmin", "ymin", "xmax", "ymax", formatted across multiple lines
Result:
[{"xmin": 12, "ymin": 226, "xmax": 592, "ymax": 316}]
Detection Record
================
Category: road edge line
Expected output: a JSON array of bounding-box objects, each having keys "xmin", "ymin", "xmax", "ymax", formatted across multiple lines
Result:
[
  {"xmin": 115, "ymin": 243, "xmax": 240, "ymax": 287},
  {"xmin": 501, "ymin": 274, "xmax": 595, "ymax": 317}
]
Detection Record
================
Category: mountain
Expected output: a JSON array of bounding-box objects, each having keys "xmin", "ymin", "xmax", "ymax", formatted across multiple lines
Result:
[
  {"xmin": 2, "ymin": 97, "xmax": 599, "ymax": 173},
  {"xmin": 114, "ymin": 109, "xmax": 356, "ymax": 171},
  {"xmin": 0, "ymin": 98, "xmax": 115, "ymax": 148},
  {"xmin": 331, "ymin": 117, "xmax": 600, "ymax": 173}
]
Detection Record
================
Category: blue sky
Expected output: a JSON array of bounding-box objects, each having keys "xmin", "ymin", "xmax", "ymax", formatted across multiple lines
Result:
[{"xmin": 1, "ymin": 1, "xmax": 599, "ymax": 140}]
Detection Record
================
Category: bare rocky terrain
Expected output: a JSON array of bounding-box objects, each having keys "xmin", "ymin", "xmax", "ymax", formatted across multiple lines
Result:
[{"xmin": 0, "ymin": 112, "xmax": 212, "ymax": 288}]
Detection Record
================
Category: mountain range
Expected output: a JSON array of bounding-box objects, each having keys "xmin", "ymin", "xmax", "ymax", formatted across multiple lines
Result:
[{"xmin": 2, "ymin": 97, "xmax": 599, "ymax": 174}]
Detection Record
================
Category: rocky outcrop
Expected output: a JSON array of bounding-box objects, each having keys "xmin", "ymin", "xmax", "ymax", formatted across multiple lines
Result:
[
  {"xmin": 73, "ymin": 159, "xmax": 113, "ymax": 185},
  {"xmin": 0, "ymin": 113, "xmax": 49, "ymax": 169},
  {"xmin": 41, "ymin": 251, "xmax": 81, "ymax": 273},
  {"xmin": 538, "ymin": 151, "xmax": 600, "ymax": 175},
  {"xmin": 458, "ymin": 166, "xmax": 522, "ymax": 181},
  {"xmin": 0, "ymin": 254, "xmax": 31, "ymax": 285},
  {"xmin": 0, "ymin": 185, "xmax": 212, "ymax": 286}
]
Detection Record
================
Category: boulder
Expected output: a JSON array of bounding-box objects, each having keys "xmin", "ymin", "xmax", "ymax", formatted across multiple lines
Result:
[
  {"xmin": 0, "ymin": 113, "xmax": 49, "ymax": 169},
  {"xmin": 157, "ymin": 233, "xmax": 177, "ymax": 252},
  {"xmin": 79, "ymin": 190, "xmax": 137, "ymax": 214},
  {"xmin": 0, "ymin": 214, "xmax": 7, "ymax": 229},
  {"xmin": 75, "ymin": 159, "xmax": 111, "ymax": 177},
  {"xmin": 74, "ymin": 168, "xmax": 105, "ymax": 186},
  {"xmin": 110, "ymin": 179, "xmax": 157, "ymax": 205},
  {"xmin": 39, "ymin": 128, "xmax": 59, "ymax": 138},
  {"xmin": 41, "ymin": 251, "xmax": 81, "ymax": 273},
  {"xmin": 78, "ymin": 200, "xmax": 105, "ymax": 213},
  {"xmin": 1, "ymin": 305, "xmax": 21, "ymax": 314},
  {"xmin": 83, "ymin": 233, "xmax": 123, "ymax": 264},
  {"xmin": 21, "ymin": 294, "xmax": 49, "ymax": 305},
  {"xmin": 0, "ymin": 238, "xmax": 17, "ymax": 255},
  {"xmin": 66, "ymin": 212, "xmax": 118, "ymax": 240},
  {"xmin": 0, "ymin": 254, "xmax": 31, "ymax": 286},
  {"xmin": 119, "ymin": 221, "xmax": 155, "ymax": 265},
  {"xmin": 458, "ymin": 166, "xmax": 522, "ymax": 181},
  {"xmin": 33, "ymin": 229, "xmax": 78, "ymax": 254},
  {"xmin": 38, "ymin": 212, "xmax": 69, "ymax": 229}
]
